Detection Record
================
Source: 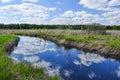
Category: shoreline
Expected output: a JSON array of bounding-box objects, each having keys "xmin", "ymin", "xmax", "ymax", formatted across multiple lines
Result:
[
  {"xmin": 15, "ymin": 33, "xmax": 120, "ymax": 60},
  {"xmin": 40, "ymin": 36, "xmax": 120, "ymax": 59}
]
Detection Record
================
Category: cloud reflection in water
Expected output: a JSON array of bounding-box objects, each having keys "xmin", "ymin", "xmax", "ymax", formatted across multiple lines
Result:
[
  {"xmin": 24, "ymin": 56, "xmax": 40, "ymax": 63},
  {"xmin": 74, "ymin": 53, "xmax": 105, "ymax": 67},
  {"xmin": 12, "ymin": 36, "xmax": 56, "ymax": 56},
  {"xmin": 11, "ymin": 36, "xmax": 120, "ymax": 80}
]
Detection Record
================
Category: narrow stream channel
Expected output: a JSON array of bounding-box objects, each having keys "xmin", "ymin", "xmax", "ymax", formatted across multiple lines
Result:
[{"xmin": 11, "ymin": 36, "xmax": 120, "ymax": 80}]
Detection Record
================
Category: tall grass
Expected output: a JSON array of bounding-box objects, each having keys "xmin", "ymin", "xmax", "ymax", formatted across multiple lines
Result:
[
  {"xmin": 38, "ymin": 31, "xmax": 120, "ymax": 49},
  {"xmin": 13, "ymin": 30, "xmax": 120, "ymax": 49}
]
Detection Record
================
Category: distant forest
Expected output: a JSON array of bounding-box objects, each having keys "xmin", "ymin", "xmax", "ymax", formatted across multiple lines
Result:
[{"xmin": 0, "ymin": 24, "xmax": 120, "ymax": 30}]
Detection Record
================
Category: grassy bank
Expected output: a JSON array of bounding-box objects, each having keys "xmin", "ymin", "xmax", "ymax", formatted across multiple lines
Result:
[
  {"xmin": 55, "ymin": 34, "xmax": 120, "ymax": 50},
  {"xmin": 13, "ymin": 30, "xmax": 120, "ymax": 50},
  {"xmin": 0, "ymin": 34, "xmax": 59, "ymax": 80}
]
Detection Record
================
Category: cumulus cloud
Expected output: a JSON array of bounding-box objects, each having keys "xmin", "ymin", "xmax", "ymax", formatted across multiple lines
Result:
[
  {"xmin": 79, "ymin": 0, "xmax": 108, "ymax": 10},
  {"xmin": 102, "ymin": 11, "xmax": 120, "ymax": 25},
  {"xmin": 0, "ymin": 3, "xmax": 56, "ymax": 24},
  {"xmin": 51, "ymin": 10, "xmax": 101, "ymax": 24},
  {"xmin": 102, "ymin": 11, "xmax": 120, "ymax": 17},
  {"xmin": 60, "ymin": 10, "xmax": 75, "ymax": 17},
  {"xmin": 79, "ymin": 0, "xmax": 120, "ymax": 11},
  {"xmin": 51, "ymin": 9, "xmax": 120, "ymax": 25},
  {"xmin": 0, "ymin": 3, "xmax": 48, "ymax": 16}
]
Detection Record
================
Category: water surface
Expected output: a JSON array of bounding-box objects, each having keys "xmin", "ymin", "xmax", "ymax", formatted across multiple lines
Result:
[{"xmin": 11, "ymin": 36, "xmax": 120, "ymax": 80}]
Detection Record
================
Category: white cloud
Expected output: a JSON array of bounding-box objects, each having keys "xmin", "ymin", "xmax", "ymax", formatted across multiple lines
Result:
[
  {"xmin": 51, "ymin": 9, "xmax": 120, "ymax": 25},
  {"xmin": 49, "ymin": 8, "xmax": 56, "ymax": 11},
  {"xmin": 0, "ymin": 0, "xmax": 12, "ymax": 3},
  {"xmin": 102, "ymin": 11, "xmax": 120, "ymax": 25},
  {"xmin": 24, "ymin": 56, "xmax": 40, "ymax": 63},
  {"xmin": 102, "ymin": 11, "xmax": 120, "ymax": 17},
  {"xmin": 0, "ymin": 0, "xmax": 119, "ymax": 25},
  {"xmin": 33, "ymin": 60, "xmax": 51, "ymax": 68},
  {"xmin": 22, "ymin": 0, "xmax": 39, "ymax": 2},
  {"xmin": 12, "ymin": 36, "xmax": 49, "ymax": 55},
  {"xmin": 33, "ymin": 61, "xmax": 61, "ymax": 76},
  {"xmin": 0, "ymin": 3, "xmax": 48, "ymax": 17},
  {"xmin": 73, "ymin": 53, "xmax": 105, "ymax": 67},
  {"xmin": 61, "ymin": 10, "xmax": 75, "ymax": 17},
  {"xmin": 79, "ymin": 0, "xmax": 120, "ymax": 11},
  {"xmin": 51, "ymin": 10, "xmax": 101, "ymax": 24},
  {"xmin": 79, "ymin": 0, "xmax": 108, "ymax": 10},
  {"xmin": 0, "ymin": 3, "xmax": 56, "ymax": 24}
]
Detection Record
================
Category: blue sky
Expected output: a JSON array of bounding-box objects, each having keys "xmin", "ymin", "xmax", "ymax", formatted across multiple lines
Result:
[{"xmin": 0, "ymin": 0, "xmax": 120, "ymax": 25}]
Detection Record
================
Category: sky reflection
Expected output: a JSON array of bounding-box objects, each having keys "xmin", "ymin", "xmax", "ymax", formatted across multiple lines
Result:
[
  {"xmin": 74, "ymin": 53, "xmax": 105, "ymax": 67},
  {"xmin": 11, "ymin": 36, "xmax": 120, "ymax": 80}
]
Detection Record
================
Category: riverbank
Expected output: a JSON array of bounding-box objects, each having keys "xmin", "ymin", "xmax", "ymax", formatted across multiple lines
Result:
[
  {"xmin": 0, "ymin": 34, "xmax": 59, "ymax": 80},
  {"xmin": 13, "ymin": 30, "xmax": 120, "ymax": 59}
]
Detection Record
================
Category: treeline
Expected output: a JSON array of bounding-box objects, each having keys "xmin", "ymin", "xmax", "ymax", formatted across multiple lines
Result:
[
  {"xmin": 106, "ymin": 25, "xmax": 120, "ymax": 30},
  {"xmin": 0, "ymin": 24, "xmax": 119, "ymax": 30},
  {"xmin": 0, "ymin": 24, "xmax": 94, "ymax": 29}
]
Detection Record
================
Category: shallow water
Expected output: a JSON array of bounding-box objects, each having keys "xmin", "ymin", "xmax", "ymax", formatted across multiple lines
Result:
[{"xmin": 11, "ymin": 36, "xmax": 120, "ymax": 80}]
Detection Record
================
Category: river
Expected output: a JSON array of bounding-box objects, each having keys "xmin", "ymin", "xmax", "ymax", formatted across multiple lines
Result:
[{"xmin": 11, "ymin": 36, "xmax": 120, "ymax": 80}]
